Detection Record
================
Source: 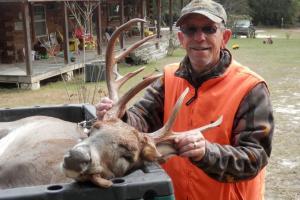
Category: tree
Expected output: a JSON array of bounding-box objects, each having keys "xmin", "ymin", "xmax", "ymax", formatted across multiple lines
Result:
[
  {"xmin": 217, "ymin": 0, "xmax": 250, "ymax": 16},
  {"xmin": 248, "ymin": 0, "xmax": 299, "ymax": 26},
  {"xmin": 64, "ymin": 1, "xmax": 101, "ymax": 103},
  {"xmin": 216, "ymin": 0, "xmax": 251, "ymax": 26}
]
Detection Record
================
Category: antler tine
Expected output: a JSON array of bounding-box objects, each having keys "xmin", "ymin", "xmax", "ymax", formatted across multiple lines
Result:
[
  {"xmin": 158, "ymin": 116, "xmax": 223, "ymax": 143},
  {"xmin": 147, "ymin": 87, "xmax": 190, "ymax": 142},
  {"xmin": 105, "ymin": 18, "xmax": 150, "ymax": 102},
  {"xmin": 116, "ymin": 67, "xmax": 145, "ymax": 90},
  {"xmin": 115, "ymin": 34, "xmax": 157, "ymax": 62},
  {"xmin": 104, "ymin": 73, "xmax": 162, "ymax": 120},
  {"xmin": 114, "ymin": 34, "xmax": 157, "ymax": 89}
]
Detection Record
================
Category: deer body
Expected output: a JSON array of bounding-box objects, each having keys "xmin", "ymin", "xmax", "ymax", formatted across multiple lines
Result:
[
  {"xmin": 0, "ymin": 116, "xmax": 85, "ymax": 189},
  {"xmin": 0, "ymin": 115, "xmax": 163, "ymax": 189}
]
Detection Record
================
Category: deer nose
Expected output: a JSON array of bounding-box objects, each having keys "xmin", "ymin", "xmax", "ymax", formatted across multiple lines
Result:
[{"xmin": 63, "ymin": 146, "xmax": 91, "ymax": 173}]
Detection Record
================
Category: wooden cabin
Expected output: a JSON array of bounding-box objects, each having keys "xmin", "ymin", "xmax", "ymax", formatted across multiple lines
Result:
[{"xmin": 0, "ymin": 0, "xmax": 180, "ymax": 89}]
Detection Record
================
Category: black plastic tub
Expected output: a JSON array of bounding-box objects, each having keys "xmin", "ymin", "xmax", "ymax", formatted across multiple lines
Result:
[
  {"xmin": 0, "ymin": 104, "xmax": 95, "ymax": 123},
  {"xmin": 0, "ymin": 104, "xmax": 174, "ymax": 200}
]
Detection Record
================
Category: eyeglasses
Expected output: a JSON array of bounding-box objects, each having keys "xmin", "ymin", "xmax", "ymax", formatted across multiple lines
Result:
[{"xmin": 180, "ymin": 25, "xmax": 219, "ymax": 37}]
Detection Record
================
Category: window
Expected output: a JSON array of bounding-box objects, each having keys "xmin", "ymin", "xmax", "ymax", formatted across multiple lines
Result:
[
  {"xmin": 108, "ymin": 3, "xmax": 119, "ymax": 21},
  {"xmin": 34, "ymin": 5, "xmax": 47, "ymax": 37}
]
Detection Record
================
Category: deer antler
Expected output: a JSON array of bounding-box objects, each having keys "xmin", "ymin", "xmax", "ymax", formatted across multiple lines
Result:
[
  {"xmin": 157, "ymin": 116, "xmax": 223, "ymax": 143},
  {"xmin": 147, "ymin": 87, "xmax": 223, "ymax": 143},
  {"xmin": 104, "ymin": 18, "xmax": 160, "ymax": 120}
]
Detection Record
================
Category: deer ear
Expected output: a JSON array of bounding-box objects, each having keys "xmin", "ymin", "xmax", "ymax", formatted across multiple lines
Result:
[
  {"xmin": 90, "ymin": 174, "xmax": 113, "ymax": 188},
  {"xmin": 142, "ymin": 138, "xmax": 161, "ymax": 161}
]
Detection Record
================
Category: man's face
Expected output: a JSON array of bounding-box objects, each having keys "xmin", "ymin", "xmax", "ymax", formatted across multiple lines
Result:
[{"xmin": 178, "ymin": 14, "xmax": 231, "ymax": 73}]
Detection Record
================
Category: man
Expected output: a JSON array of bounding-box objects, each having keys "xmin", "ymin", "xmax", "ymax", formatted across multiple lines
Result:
[{"xmin": 97, "ymin": 0, "xmax": 274, "ymax": 199}]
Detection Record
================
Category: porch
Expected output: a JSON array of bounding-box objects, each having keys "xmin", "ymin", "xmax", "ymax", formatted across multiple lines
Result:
[
  {"xmin": 0, "ymin": 29, "xmax": 174, "ymax": 89},
  {"xmin": 0, "ymin": 0, "xmax": 179, "ymax": 89},
  {"xmin": 0, "ymin": 50, "xmax": 100, "ymax": 89}
]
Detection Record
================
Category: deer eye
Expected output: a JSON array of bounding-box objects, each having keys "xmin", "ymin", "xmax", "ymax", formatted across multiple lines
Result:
[
  {"xmin": 122, "ymin": 152, "xmax": 134, "ymax": 163},
  {"xmin": 87, "ymin": 128, "xmax": 97, "ymax": 136},
  {"xmin": 118, "ymin": 144, "xmax": 134, "ymax": 163}
]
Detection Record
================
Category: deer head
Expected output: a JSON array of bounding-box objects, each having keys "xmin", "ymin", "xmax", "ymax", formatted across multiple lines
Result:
[{"xmin": 62, "ymin": 19, "xmax": 222, "ymax": 188}]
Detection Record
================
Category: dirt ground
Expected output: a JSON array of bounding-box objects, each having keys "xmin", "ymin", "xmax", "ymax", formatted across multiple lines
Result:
[{"xmin": 252, "ymin": 64, "xmax": 300, "ymax": 200}]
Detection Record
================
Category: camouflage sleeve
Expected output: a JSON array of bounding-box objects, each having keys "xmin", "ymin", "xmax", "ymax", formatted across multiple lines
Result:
[
  {"xmin": 193, "ymin": 83, "xmax": 274, "ymax": 182},
  {"xmin": 124, "ymin": 76, "xmax": 165, "ymax": 133}
]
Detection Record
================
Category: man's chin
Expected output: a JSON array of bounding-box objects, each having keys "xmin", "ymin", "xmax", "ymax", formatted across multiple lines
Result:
[{"xmin": 190, "ymin": 59, "xmax": 217, "ymax": 72}]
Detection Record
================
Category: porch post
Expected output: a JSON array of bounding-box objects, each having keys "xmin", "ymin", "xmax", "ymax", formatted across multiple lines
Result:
[
  {"xmin": 140, "ymin": 0, "xmax": 145, "ymax": 39},
  {"xmin": 62, "ymin": 2, "xmax": 70, "ymax": 64},
  {"xmin": 156, "ymin": 0, "xmax": 161, "ymax": 39},
  {"xmin": 29, "ymin": 3, "xmax": 35, "ymax": 43},
  {"xmin": 22, "ymin": 1, "xmax": 32, "ymax": 76},
  {"xmin": 96, "ymin": 3, "xmax": 102, "ymax": 55},
  {"xmin": 169, "ymin": 0, "xmax": 173, "ymax": 32},
  {"xmin": 119, "ymin": 0, "xmax": 124, "ymax": 49}
]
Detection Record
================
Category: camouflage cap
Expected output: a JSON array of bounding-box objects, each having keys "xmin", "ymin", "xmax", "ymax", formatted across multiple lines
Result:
[{"xmin": 176, "ymin": 0, "xmax": 227, "ymax": 27}]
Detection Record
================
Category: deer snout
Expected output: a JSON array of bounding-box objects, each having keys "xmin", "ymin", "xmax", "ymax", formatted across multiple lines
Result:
[{"xmin": 63, "ymin": 145, "xmax": 91, "ymax": 176}]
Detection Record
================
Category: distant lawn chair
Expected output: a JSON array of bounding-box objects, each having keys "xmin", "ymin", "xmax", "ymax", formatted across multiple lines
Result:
[
  {"xmin": 105, "ymin": 32, "xmax": 119, "ymax": 44},
  {"xmin": 37, "ymin": 32, "xmax": 60, "ymax": 57},
  {"xmin": 105, "ymin": 32, "xmax": 111, "ymax": 42}
]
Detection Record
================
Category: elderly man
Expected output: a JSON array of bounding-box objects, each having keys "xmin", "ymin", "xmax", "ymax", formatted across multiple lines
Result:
[{"xmin": 97, "ymin": 0, "xmax": 274, "ymax": 199}]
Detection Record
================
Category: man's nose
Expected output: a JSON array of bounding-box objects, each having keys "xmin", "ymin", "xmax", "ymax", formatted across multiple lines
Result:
[{"xmin": 193, "ymin": 30, "xmax": 206, "ymax": 41}]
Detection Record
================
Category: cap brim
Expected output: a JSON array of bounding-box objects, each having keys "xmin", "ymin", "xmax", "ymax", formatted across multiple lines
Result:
[{"xmin": 175, "ymin": 10, "xmax": 223, "ymax": 27}]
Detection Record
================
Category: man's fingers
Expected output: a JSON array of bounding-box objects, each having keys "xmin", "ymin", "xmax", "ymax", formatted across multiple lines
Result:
[
  {"xmin": 175, "ymin": 136, "xmax": 206, "ymax": 161},
  {"xmin": 98, "ymin": 102, "xmax": 113, "ymax": 111},
  {"xmin": 100, "ymin": 97, "xmax": 113, "ymax": 104},
  {"xmin": 96, "ymin": 109, "xmax": 107, "ymax": 120},
  {"xmin": 174, "ymin": 134, "xmax": 200, "ymax": 148},
  {"xmin": 178, "ymin": 140, "xmax": 205, "ymax": 154},
  {"xmin": 95, "ymin": 97, "xmax": 114, "ymax": 120},
  {"xmin": 95, "ymin": 98, "xmax": 113, "ymax": 110},
  {"xmin": 180, "ymin": 148, "xmax": 205, "ymax": 161}
]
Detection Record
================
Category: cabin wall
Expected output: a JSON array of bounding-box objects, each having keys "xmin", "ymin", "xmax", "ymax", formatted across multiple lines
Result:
[
  {"xmin": 0, "ymin": 1, "xmax": 144, "ymax": 64},
  {"xmin": 0, "ymin": 3, "xmax": 24, "ymax": 64},
  {"xmin": 0, "ymin": 2, "xmax": 65, "ymax": 64}
]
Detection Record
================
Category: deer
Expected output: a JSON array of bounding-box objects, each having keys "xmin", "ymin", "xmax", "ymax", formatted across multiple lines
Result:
[{"xmin": 0, "ymin": 18, "xmax": 222, "ymax": 189}]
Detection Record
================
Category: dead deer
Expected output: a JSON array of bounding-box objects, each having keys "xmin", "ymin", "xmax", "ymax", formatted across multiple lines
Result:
[{"xmin": 0, "ymin": 18, "xmax": 222, "ymax": 189}]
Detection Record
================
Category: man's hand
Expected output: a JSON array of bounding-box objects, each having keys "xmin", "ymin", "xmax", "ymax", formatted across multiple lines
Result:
[
  {"xmin": 95, "ymin": 97, "xmax": 113, "ymax": 120},
  {"xmin": 174, "ymin": 131, "xmax": 206, "ymax": 162}
]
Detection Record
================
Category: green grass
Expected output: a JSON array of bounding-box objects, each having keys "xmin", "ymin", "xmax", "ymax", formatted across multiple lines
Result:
[
  {"xmin": 228, "ymin": 35, "xmax": 300, "ymax": 90},
  {"xmin": 229, "ymin": 38, "xmax": 300, "ymax": 68}
]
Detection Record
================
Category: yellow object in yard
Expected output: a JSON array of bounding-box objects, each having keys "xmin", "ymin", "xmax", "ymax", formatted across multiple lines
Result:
[
  {"xmin": 144, "ymin": 29, "xmax": 154, "ymax": 37},
  {"xmin": 69, "ymin": 39, "xmax": 79, "ymax": 52},
  {"xmin": 232, "ymin": 44, "xmax": 239, "ymax": 50}
]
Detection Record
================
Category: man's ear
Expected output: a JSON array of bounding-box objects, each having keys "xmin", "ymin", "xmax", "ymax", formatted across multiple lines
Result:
[{"xmin": 222, "ymin": 29, "xmax": 232, "ymax": 48}]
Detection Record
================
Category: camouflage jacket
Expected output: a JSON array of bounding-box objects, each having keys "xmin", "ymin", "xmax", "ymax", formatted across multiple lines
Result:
[{"xmin": 124, "ymin": 49, "xmax": 274, "ymax": 182}]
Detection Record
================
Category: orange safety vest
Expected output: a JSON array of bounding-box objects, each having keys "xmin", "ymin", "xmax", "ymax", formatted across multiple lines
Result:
[{"xmin": 162, "ymin": 60, "xmax": 266, "ymax": 200}]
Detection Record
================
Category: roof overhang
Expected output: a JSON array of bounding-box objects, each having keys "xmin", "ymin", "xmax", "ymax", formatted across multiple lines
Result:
[{"xmin": 0, "ymin": 0, "xmax": 101, "ymax": 3}]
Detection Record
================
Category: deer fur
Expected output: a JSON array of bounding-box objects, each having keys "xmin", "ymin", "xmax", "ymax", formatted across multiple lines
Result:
[{"xmin": 0, "ymin": 116, "xmax": 86, "ymax": 189}]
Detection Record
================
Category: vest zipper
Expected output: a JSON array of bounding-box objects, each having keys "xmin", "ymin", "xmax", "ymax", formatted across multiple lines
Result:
[{"xmin": 186, "ymin": 87, "xmax": 198, "ymax": 106}]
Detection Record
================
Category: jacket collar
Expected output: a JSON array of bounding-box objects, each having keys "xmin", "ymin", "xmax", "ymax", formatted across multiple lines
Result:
[{"xmin": 175, "ymin": 48, "xmax": 232, "ymax": 88}]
